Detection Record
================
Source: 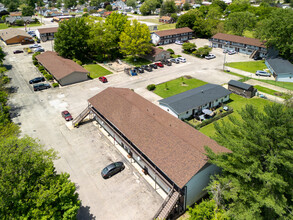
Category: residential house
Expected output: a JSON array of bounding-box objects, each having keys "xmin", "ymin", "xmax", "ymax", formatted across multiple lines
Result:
[
  {"xmin": 5, "ymin": 16, "xmax": 34, "ymax": 25},
  {"xmin": 151, "ymin": 27, "xmax": 193, "ymax": 45},
  {"xmin": 159, "ymin": 84, "xmax": 231, "ymax": 120},
  {"xmin": 0, "ymin": 28, "xmax": 33, "ymax": 45},
  {"xmin": 265, "ymin": 57, "xmax": 293, "ymax": 82},
  {"xmin": 0, "ymin": 8, "xmax": 9, "ymax": 17},
  {"xmin": 44, "ymin": 9, "xmax": 63, "ymax": 17},
  {"xmin": 75, "ymin": 87, "xmax": 231, "ymax": 219},
  {"xmin": 159, "ymin": 16, "xmax": 174, "ymax": 24},
  {"xmin": 36, "ymin": 27, "xmax": 58, "ymax": 42},
  {"xmin": 35, "ymin": 51, "xmax": 89, "ymax": 86},
  {"xmin": 210, "ymin": 33, "xmax": 267, "ymax": 58},
  {"xmin": 228, "ymin": 80, "xmax": 256, "ymax": 98},
  {"xmin": 143, "ymin": 47, "xmax": 171, "ymax": 61}
]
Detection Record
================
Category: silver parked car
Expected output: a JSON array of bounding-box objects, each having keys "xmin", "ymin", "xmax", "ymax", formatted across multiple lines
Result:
[{"xmin": 256, "ymin": 70, "xmax": 271, "ymax": 77}]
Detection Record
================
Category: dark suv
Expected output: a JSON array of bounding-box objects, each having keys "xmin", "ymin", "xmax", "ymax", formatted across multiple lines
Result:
[
  {"xmin": 29, "ymin": 77, "xmax": 45, "ymax": 84},
  {"xmin": 33, "ymin": 83, "xmax": 50, "ymax": 91}
]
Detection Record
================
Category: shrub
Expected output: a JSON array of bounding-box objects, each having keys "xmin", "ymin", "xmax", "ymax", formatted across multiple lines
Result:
[
  {"xmin": 52, "ymin": 82, "xmax": 59, "ymax": 87},
  {"xmin": 158, "ymin": 47, "xmax": 163, "ymax": 49},
  {"xmin": 33, "ymin": 60, "xmax": 38, "ymax": 65},
  {"xmin": 166, "ymin": 48, "xmax": 174, "ymax": 54},
  {"xmin": 76, "ymin": 60, "xmax": 82, "ymax": 65},
  {"xmin": 147, "ymin": 84, "xmax": 156, "ymax": 91},
  {"xmin": 15, "ymin": 20, "xmax": 24, "ymax": 26},
  {"xmin": 44, "ymin": 74, "xmax": 53, "ymax": 81},
  {"xmin": 38, "ymin": 65, "xmax": 44, "ymax": 71},
  {"xmin": 41, "ymin": 70, "xmax": 47, "ymax": 75}
]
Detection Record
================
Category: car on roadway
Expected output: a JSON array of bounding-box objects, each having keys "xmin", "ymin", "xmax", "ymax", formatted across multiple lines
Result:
[
  {"xmin": 256, "ymin": 70, "xmax": 271, "ymax": 77},
  {"xmin": 33, "ymin": 83, "xmax": 50, "ymax": 91},
  {"xmin": 155, "ymin": 62, "xmax": 164, "ymax": 68},
  {"xmin": 177, "ymin": 57, "xmax": 186, "ymax": 63},
  {"xmin": 34, "ymin": 47, "xmax": 44, "ymax": 52},
  {"xmin": 29, "ymin": 77, "xmax": 45, "ymax": 84},
  {"xmin": 205, "ymin": 54, "xmax": 216, "ymax": 60},
  {"xmin": 175, "ymin": 40, "xmax": 183, "ymax": 45},
  {"xmin": 170, "ymin": 58, "xmax": 180, "ymax": 64},
  {"xmin": 149, "ymin": 64, "xmax": 158, "ymax": 69},
  {"xmin": 101, "ymin": 161, "xmax": 125, "ymax": 179},
  {"xmin": 13, "ymin": 50, "xmax": 23, "ymax": 54},
  {"xmin": 61, "ymin": 110, "xmax": 73, "ymax": 121},
  {"xmin": 29, "ymin": 44, "xmax": 41, "ymax": 48},
  {"xmin": 99, "ymin": 76, "xmax": 108, "ymax": 83}
]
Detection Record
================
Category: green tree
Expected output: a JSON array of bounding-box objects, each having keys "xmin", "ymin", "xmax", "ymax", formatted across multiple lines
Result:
[
  {"xmin": 22, "ymin": 5, "xmax": 34, "ymax": 16},
  {"xmin": 188, "ymin": 199, "xmax": 228, "ymax": 220},
  {"xmin": 256, "ymin": 8, "xmax": 293, "ymax": 61},
  {"xmin": 104, "ymin": 11, "xmax": 128, "ymax": 34},
  {"xmin": 224, "ymin": 11, "xmax": 256, "ymax": 36},
  {"xmin": 64, "ymin": 0, "xmax": 77, "ymax": 8},
  {"xmin": 182, "ymin": 42, "xmax": 196, "ymax": 53},
  {"xmin": 211, "ymin": 0, "xmax": 227, "ymax": 11},
  {"xmin": 119, "ymin": 20, "xmax": 152, "ymax": 57},
  {"xmin": 170, "ymin": 13, "xmax": 178, "ymax": 22},
  {"xmin": 160, "ymin": 0, "xmax": 177, "ymax": 16},
  {"xmin": 176, "ymin": 9, "xmax": 200, "ymax": 29},
  {"xmin": 8, "ymin": 2, "xmax": 19, "ymax": 12},
  {"xmin": 105, "ymin": 4, "xmax": 112, "ymax": 11},
  {"xmin": 205, "ymin": 104, "xmax": 293, "ymax": 219},
  {"xmin": 0, "ymin": 136, "xmax": 80, "ymax": 219},
  {"xmin": 140, "ymin": 0, "xmax": 158, "ymax": 15},
  {"xmin": 79, "ymin": 0, "xmax": 85, "ymax": 5},
  {"xmin": 183, "ymin": 2, "xmax": 191, "ymax": 11},
  {"xmin": 0, "ymin": 47, "xmax": 5, "ymax": 64},
  {"xmin": 126, "ymin": 0, "xmax": 136, "ymax": 8},
  {"xmin": 193, "ymin": 45, "xmax": 211, "ymax": 57},
  {"xmin": 54, "ymin": 17, "xmax": 90, "ymax": 61}
]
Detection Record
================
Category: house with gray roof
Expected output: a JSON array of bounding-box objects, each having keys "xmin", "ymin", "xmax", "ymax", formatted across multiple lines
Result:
[
  {"xmin": 265, "ymin": 57, "xmax": 293, "ymax": 82},
  {"xmin": 159, "ymin": 84, "xmax": 231, "ymax": 119},
  {"xmin": 228, "ymin": 80, "xmax": 256, "ymax": 98}
]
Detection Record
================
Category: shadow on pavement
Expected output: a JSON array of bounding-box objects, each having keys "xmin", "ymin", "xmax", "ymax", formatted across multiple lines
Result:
[{"xmin": 77, "ymin": 205, "xmax": 96, "ymax": 220}]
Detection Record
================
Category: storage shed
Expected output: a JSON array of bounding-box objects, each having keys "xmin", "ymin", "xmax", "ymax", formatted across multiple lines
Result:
[{"xmin": 228, "ymin": 80, "xmax": 256, "ymax": 98}]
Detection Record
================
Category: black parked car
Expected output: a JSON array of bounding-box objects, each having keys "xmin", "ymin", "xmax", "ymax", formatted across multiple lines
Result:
[
  {"xmin": 149, "ymin": 64, "xmax": 158, "ymax": 69},
  {"xmin": 134, "ymin": 67, "xmax": 144, "ymax": 73},
  {"xmin": 141, "ymin": 65, "xmax": 152, "ymax": 72},
  {"xmin": 161, "ymin": 60, "xmax": 172, "ymax": 66},
  {"xmin": 101, "ymin": 162, "xmax": 125, "ymax": 179},
  {"xmin": 29, "ymin": 77, "xmax": 45, "ymax": 84},
  {"xmin": 33, "ymin": 83, "xmax": 50, "ymax": 91}
]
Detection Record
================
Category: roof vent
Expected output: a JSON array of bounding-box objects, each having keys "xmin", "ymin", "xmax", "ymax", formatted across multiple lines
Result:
[{"xmin": 201, "ymin": 90, "xmax": 204, "ymax": 93}]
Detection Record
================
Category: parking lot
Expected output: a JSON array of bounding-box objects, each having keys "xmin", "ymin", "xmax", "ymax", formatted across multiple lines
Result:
[{"xmin": 3, "ymin": 37, "xmax": 257, "ymax": 219}]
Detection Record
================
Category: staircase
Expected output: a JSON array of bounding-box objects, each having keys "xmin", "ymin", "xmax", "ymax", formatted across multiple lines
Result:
[
  {"xmin": 72, "ymin": 107, "xmax": 91, "ymax": 127},
  {"xmin": 250, "ymin": 50, "xmax": 258, "ymax": 59},
  {"xmin": 154, "ymin": 191, "xmax": 180, "ymax": 220}
]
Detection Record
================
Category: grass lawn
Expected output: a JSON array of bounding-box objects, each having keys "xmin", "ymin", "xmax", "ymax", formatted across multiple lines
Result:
[
  {"xmin": 0, "ymin": 23, "xmax": 42, "ymax": 30},
  {"xmin": 140, "ymin": 18, "xmax": 160, "ymax": 24},
  {"xmin": 153, "ymin": 77, "xmax": 207, "ymax": 98},
  {"xmin": 200, "ymin": 93, "xmax": 273, "ymax": 137},
  {"xmin": 255, "ymin": 79, "xmax": 293, "ymax": 91},
  {"xmin": 122, "ymin": 56, "xmax": 152, "ymax": 67},
  {"xmin": 157, "ymin": 23, "xmax": 176, "ymax": 31},
  {"xmin": 226, "ymin": 60, "xmax": 267, "ymax": 73},
  {"xmin": 83, "ymin": 64, "xmax": 112, "ymax": 78}
]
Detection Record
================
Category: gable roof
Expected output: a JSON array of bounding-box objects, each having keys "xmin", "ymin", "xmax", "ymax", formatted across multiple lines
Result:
[
  {"xmin": 159, "ymin": 84, "xmax": 232, "ymax": 115},
  {"xmin": 266, "ymin": 57, "xmax": 293, "ymax": 75},
  {"xmin": 160, "ymin": 16, "xmax": 172, "ymax": 20},
  {"xmin": 35, "ymin": 51, "xmax": 88, "ymax": 80},
  {"xmin": 228, "ymin": 80, "xmax": 253, "ymax": 90},
  {"xmin": 154, "ymin": 27, "xmax": 193, "ymax": 37},
  {"xmin": 88, "ymin": 88, "xmax": 231, "ymax": 188},
  {"xmin": 0, "ymin": 28, "xmax": 32, "ymax": 41},
  {"xmin": 148, "ymin": 46, "xmax": 169, "ymax": 57},
  {"xmin": 37, "ymin": 27, "xmax": 58, "ymax": 34},
  {"xmin": 212, "ymin": 33, "xmax": 266, "ymax": 48}
]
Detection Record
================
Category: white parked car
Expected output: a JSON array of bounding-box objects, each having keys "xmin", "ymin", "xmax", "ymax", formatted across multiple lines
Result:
[
  {"xmin": 205, "ymin": 54, "xmax": 216, "ymax": 60},
  {"xmin": 175, "ymin": 40, "xmax": 183, "ymax": 45},
  {"xmin": 256, "ymin": 70, "xmax": 271, "ymax": 77},
  {"xmin": 29, "ymin": 44, "xmax": 41, "ymax": 48},
  {"xmin": 177, "ymin": 57, "xmax": 186, "ymax": 63},
  {"xmin": 228, "ymin": 50, "xmax": 236, "ymax": 55},
  {"xmin": 34, "ymin": 47, "xmax": 45, "ymax": 52}
]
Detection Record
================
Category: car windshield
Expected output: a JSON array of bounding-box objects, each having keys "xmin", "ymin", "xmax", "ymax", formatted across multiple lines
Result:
[{"xmin": 64, "ymin": 113, "xmax": 71, "ymax": 117}]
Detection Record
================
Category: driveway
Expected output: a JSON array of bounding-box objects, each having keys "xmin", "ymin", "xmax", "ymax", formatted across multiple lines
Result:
[{"xmin": 4, "ymin": 45, "xmax": 163, "ymax": 220}]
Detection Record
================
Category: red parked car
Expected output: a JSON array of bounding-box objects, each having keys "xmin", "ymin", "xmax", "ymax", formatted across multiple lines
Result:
[
  {"xmin": 155, "ymin": 62, "xmax": 164, "ymax": 68},
  {"xmin": 61, "ymin": 110, "xmax": 73, "ymax": 121},
  {"xmin": 99, "ymin": 76, "xmax": 108, "ymax": 83}
]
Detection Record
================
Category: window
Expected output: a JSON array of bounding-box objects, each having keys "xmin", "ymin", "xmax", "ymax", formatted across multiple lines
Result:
[{"xmin": 186, "ymin": 111, "xmax": 188, "ymax": 114}]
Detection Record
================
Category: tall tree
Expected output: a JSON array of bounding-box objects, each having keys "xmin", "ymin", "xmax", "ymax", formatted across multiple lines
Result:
[
  {"xmin": 160, "ymin": 0, "xmax": 177, "ymax": 16},
  {"xmin": 256, "ymin": 8, "xmax": 293, "ymax": 61},
  {"xmin": 224, "ymin": 11, "xmax": 256, "ymax": 36},
  {"xmin": 0, "ymin": 136, "xmax": 80, "ymax": 219},
  {"xmin": 176, "ymin": 9, "xmax": 201, "ymax": 29},
  {"xmin": 119, "ymin": 20, "xmax": 152, "ymax": 57},
  {"xmin": 64, "ymin": 0, "xmax": 77, "ymax": 8},
  {"xmin": 140, "ymin": 0, "xmax": 158, "ymax": 15},
  {"xmin": 104, "ymin": 11, "xmax": 128, "ymax": 36},
  {"xmin": 54, "ymin": 17, "xmax": 90, "ymax": 61},
  {"xmin": 205, "ymin": 104, "xmax": 293, "ymax": 219},
  {"xmin": 22, "ymin": 5, "xmax": 34, "ymax": 16}
]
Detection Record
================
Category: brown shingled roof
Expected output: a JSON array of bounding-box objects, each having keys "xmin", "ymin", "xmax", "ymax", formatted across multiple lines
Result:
[
  {"xmin": 0, "ymin": 28, "xmax": 32, "ymax": 41},
  {"xmin": 88, "ymin": 88, "xmax": 231, "ymax": 188},
  {"xmin": 35, "ymin": 51, "xmax": 88, "ymax": 80},
  {"xmin": 37, "ymin": 27, "xmax": 58, "ymax": 34},
  {"xmin": 154, "ymin": 27, "xmax": 193, "ymax": 37},
  {"xmin": 212, "ymin": 33, "xmax": 266, "ymax": 48}
]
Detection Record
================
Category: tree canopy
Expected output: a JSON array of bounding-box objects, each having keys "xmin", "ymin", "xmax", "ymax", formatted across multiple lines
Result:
[
  {"xmin": 205, "ymin": 104, "xmax": 293, "ymax": 219},
  {"xmin": 54, "ymin": 17, "xmax": 90, "ymax": 61},
  {"xmin": 0, "ymin": 136, "xmax": 80, "ymax": 219},
  {"xmin": 256, "ymin": 8, "xmax": 293, "ymax": 61},
  {"xmin": 119, "ymin": 20, "xmax": 152, "ymax": 57},
  {"xmin": 160, "ymin": 0, "xmax": 177, "ymax": 16}
]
